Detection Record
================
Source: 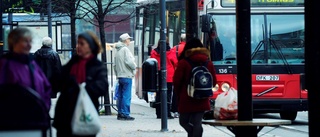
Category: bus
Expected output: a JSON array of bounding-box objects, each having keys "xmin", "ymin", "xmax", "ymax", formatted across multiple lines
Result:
[
  {"xmin": 202, "ymin": 0, "xmax": 306, "ymax": 120},
  {"xmin": 134, "ymin": 0, "xmax": 186, "ymax": 99},
  {"xmin": 134, "ymin": 0, "xmax": 307, "ymax": 121}
]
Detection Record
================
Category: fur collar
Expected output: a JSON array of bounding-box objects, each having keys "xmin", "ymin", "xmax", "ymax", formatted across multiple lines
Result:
[{"xmin": 185, "ymin": 47, "xmax": 210, "ymax": 57}]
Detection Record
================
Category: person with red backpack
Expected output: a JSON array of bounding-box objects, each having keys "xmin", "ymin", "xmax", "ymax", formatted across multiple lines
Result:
[
  {"xmin": 172, "ymin": 34, "xmax": 186, "ymax": 58},
  {"xmin": 171, "ymin": 34, "xmax": 186, "ymax": 118},
  {"xmin": 150, "ymin": 38, "xmax": 178, "ymax": 119}
]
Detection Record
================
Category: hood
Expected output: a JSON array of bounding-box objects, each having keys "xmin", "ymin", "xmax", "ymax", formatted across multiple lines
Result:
[
  {"xmin": 4, "ymin": 52, "xmax": 34, "ymax": 64},
  {"xmin": 115, "ymin": 42, "xmax": 126, "ymax": 51},
  {"xmin": 35, "ymin": 46, "xmax": 53, "ymax": 59},
  {"xmin": 185, "ymin": 47, "xmax": 210, "ymax": 57},
  {"xmin": 151, "ymin": 45, "xmax": 173, "ymax": 58},
  {"xmin": 154, "ymin": 44, "xmax": 171, "ymax": 53},
  {"xmin": 185, "ymin": 47, "xmax": 210, "ymax": 62}
]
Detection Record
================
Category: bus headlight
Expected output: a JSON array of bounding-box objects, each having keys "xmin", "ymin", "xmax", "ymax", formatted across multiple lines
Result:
[
  {"xmin": 221, "ymin": 83, "xmax": 230, "ymax": 92},
  {"xmin": 212, "ymin": 84, "xmax": 219, "ymax": 92}
]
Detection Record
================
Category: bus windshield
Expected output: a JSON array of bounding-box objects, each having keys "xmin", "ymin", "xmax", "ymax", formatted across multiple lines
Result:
[
  {"xmin": 211, "ymin": 14, "xmax": 304, "ymax": 65},
  {"xmin": 221, "ymin": 0, "xmax": 304, "ymax": 7}
]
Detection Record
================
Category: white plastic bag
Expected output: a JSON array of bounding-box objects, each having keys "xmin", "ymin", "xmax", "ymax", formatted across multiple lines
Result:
[
  {"xmin": 214, "ymin": 87, "xmax": 238, "ymax": 120},
  {"xmin": 113, "ymin": 81, "xmax": 119, "ymax": 100},
  {"xmin": 71, "ymin": 83, "xmax": 101, "ymax": 135}
]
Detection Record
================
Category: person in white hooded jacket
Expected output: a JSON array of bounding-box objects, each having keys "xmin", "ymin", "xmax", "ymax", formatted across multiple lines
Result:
[{"xmin": 114, "ymin": 33, "xmax": 137, "ymax": 121}]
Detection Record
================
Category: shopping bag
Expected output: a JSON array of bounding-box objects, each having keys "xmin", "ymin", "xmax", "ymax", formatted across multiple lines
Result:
[
  {"xmin": 113, "ymin": 81, "xmax": 119, "ymax": 100},
  {"xmin": 214, "ymin": 87, "xmax": 238, "ymax": 120},
  {"xmin": 71, "ymin": 83, "xmax": 101, "ymax": 135}
]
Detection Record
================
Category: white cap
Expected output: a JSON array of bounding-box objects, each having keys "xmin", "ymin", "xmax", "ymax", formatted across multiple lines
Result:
[
  {"xmin": 42, "ymin": 37, "xmax": 52, "ymax": 46},
  {"xmin": 119, "ymin": 33, "xmax": 133, "ymax": 41}
]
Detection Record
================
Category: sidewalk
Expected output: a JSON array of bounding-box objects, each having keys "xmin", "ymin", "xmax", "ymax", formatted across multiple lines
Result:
[{"xmin": 50, "ymin": 97, "xmax": 231, "ymax": 137}]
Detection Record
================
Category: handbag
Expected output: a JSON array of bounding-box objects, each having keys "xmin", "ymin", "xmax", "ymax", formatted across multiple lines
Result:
[{"xmin": 71, "ymin": 83, "xmax": 101, "ymax": 135}]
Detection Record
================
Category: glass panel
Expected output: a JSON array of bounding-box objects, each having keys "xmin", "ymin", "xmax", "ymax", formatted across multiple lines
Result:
[
  {"xmin": 267, "ymin": 14, "xmax": 304, "ymax": 64},
  {"xmin": 213, "ymin": 15, "xmax": 236, "ymax": 60},
  {"xmin": 211, "ymin": 14, "xmax": 303, "ymax": 65},
  {"xmin": 221, "ymin": 0, "xmax": 304, "ymax": 7}
]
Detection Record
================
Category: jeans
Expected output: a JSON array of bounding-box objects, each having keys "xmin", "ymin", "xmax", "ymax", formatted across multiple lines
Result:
[
  {"xmin": 117, "ymin": 78, "xmax": 132, "ymax": 116},
  {"xmin": 179, "ymin": 112, "xmax": 205, "ymax": 137}
]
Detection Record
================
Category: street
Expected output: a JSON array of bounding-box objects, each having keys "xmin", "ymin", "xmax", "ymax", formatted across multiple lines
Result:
[
  {"xmin": 48, "ymin": 94, "xmax": 309, "ymax": 137},
  {"xmin": 132, "ymin": 96, "xmax": 309, "ymax": 137}
]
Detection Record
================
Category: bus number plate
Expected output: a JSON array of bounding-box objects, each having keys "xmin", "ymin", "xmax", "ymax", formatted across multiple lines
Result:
[{"xmin": 256, "ymin": 75, "xmax": 279, "ymax": 81}]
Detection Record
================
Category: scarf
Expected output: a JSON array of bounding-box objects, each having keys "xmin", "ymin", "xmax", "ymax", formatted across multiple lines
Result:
[{"xmin": 70, "ymin": 55, "xmax": 93, "ymax": 84}]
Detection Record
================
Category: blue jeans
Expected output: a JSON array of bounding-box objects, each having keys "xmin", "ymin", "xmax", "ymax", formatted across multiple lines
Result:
[{"xmin": 117, "ymin": 78, "xmax": 132, "ymax": 116}]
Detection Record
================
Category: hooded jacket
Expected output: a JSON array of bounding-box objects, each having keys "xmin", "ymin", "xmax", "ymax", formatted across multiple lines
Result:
[
  {"xmin": 34, "ymin": 45, "xmax": 62, "ymax": 94},
  {"xmin": 150, "ymin": 45, "xmax": 178, "ymax": 82},
  {"xmin": 114, "ymin": 42, "xmax": 137, "ymax": 78},
  {"xmin": 52, "ymin": 55, "xmax": 108, "ymax": 131},
  {"xmin": 173, "ymin": 47, "xmax": 217, "ymax": 113},
  {"xmin": 0, "ymin": 52, "xmax": 52, "ymax": 110},
  {"xmin": 172, "ymin": 41, "xmax": 186, "ymax": 58}
]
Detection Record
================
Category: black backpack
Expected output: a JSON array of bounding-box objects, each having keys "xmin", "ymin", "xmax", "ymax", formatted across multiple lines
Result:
[{"xmin": 186, "ymin": 58, "xmax": 213, "ymax": 99}]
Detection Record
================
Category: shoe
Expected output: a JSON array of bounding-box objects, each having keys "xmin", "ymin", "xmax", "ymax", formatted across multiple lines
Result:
[
  {"xmin": 120, "ymin": 115, "xmax": 135, "ymax": 121},
  {"xmin": 117, "ymin": 114, "xmax": 124, "ymax": 120},
  {"xmin": 168, "ymin": 115, "xmax": 174, "ymax": 119},
  {"xmin": 174, "ymin": 112, "xmax": 179, "ymax": 118}
]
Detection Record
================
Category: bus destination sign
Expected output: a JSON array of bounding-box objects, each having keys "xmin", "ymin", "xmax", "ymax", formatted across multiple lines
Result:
[{"xmin": 221, "ymin": 0, "xmax": 304, "ymax": 7}]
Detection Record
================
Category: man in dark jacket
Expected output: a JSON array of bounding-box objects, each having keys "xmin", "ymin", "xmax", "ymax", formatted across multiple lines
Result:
[{"xmin": 34, "ymin": 36, "xmax": 62, "ymax": 98}]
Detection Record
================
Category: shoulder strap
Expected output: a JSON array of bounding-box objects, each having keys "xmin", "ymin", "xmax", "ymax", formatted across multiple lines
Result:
[
  {"xmin": 0, "ymin": 60, "xmax": 9, "ymax": 83},
  {"xmin": 186, "ymin": 58, "xmax": 210, "ymax": 68},
  {"xmin": 28, "ymin": 63, "xmax": 36, "ymax": 90},
  {"xmin": 185, "ymin": 58, "xmax": 195, "ymax": 68},
  {"xmin": 176, "ymin": 45, "xmax": 179, "ymax": 58},
  {"xmin": 204, "ymin": 60, "xmax": 209, "ymax": 67}
]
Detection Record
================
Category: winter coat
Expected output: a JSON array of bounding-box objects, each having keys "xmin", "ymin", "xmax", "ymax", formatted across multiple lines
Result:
[
  {"xmin": 173, "ymin": 47, "xmax": 217, "ymax": 113},
  {"xmin": 52, "ymin": 55, "xmax": 108, "ymax": 131},
  {"xmin": 0, "ymin": 52, "xmax": 52, "ymax": 110},
  {"xmin": 114, "ymin": 42, "xmax": 136, "ymax": 78},
  {"xmin": 150, "ymin": 45, "xmax": 178, "ymax": 82},
  {"xmin": 34, "ymin": 45, "xmax": 62, "ymax": 94},
  {"xmin": 172, "ymin": 41, "xmax": 186, "ymax": 58}
]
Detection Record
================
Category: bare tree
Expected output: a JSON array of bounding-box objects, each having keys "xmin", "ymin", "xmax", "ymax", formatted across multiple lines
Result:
[
  {"xmin": 15, "ymin": 0, "xmax": 84, "ymax": 50},
  {"xmin": 78, "ymin": 0, "xmax": 135, "ymax": 61},
  {"xmin": 76, "ymin": 0, "xmax": 135, "ymax": 115}
]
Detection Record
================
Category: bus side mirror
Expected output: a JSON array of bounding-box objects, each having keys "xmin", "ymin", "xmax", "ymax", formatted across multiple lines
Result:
[{"xmin": 201, "ymin": 14, "xmax": 212, "ymax": 33}]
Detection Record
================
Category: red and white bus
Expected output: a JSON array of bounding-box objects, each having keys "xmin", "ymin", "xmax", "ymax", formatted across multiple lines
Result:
[{"xmin": 202, "ymin": 0, "xmax": 306, "ymax": 120}]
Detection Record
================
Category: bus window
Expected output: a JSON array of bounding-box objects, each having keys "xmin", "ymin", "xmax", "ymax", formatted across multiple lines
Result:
[
  {"xmin": 213, "ymin": 15, "xmax": 236, "ymax": 60},
  {"xmin": 267, "ymin": 14, "xmax": 305, "ymax": 64}
]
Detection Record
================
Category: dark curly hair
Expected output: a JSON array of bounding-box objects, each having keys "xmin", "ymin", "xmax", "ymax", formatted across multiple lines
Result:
[{"xmin": 178, "ymin": 38, "xmax": 204, "ymax": 60}]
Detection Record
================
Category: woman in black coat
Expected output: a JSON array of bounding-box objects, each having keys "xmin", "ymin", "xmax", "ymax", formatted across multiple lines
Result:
[{"xmin": 53, "ymin": 31, "xmax": 108, "ymax": 137}]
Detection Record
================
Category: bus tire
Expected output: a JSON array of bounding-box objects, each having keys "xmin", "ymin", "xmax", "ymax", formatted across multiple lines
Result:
[{"xmin": 280, "ymin": 111, "xmax": 297, "ymax": 121}]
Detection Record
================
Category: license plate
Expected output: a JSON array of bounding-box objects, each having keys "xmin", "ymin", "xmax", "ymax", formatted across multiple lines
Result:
[
  {"xmin": 147, "ymin": 92, "xmax": 156, "ymax": 102},
  {"xmin": 256, "ymin": 75, "xmax": 279, "ymax": 81}
]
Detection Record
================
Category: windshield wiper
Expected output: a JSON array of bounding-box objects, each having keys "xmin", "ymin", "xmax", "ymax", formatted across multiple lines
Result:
[
  {"xmin": 268, "ymin": 23, "xmax": 293, "ymax": 74},
  {"xmin": 251, "ymin": 40, "xmax": 264, "ymax": 60}
]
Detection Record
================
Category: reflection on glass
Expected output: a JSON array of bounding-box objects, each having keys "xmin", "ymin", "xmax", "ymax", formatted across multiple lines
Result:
[{"xmin": 210, "ymin": 14, "xmax": 304, "ymax": 65}]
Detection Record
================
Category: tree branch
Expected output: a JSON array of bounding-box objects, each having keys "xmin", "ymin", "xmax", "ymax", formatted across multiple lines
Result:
[
  {"xmin": 103, "ymin": 10, "xmax": 135, "ymax": 23},
  {"xmin": 80, "ymin": 0, "xmax": 99, "ymax": 16}
]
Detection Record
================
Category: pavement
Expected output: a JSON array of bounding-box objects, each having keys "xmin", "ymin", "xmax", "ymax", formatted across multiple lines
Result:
[{"xmin": 49, "ymin": 94, "xmax": 231, "ymax": 137}]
